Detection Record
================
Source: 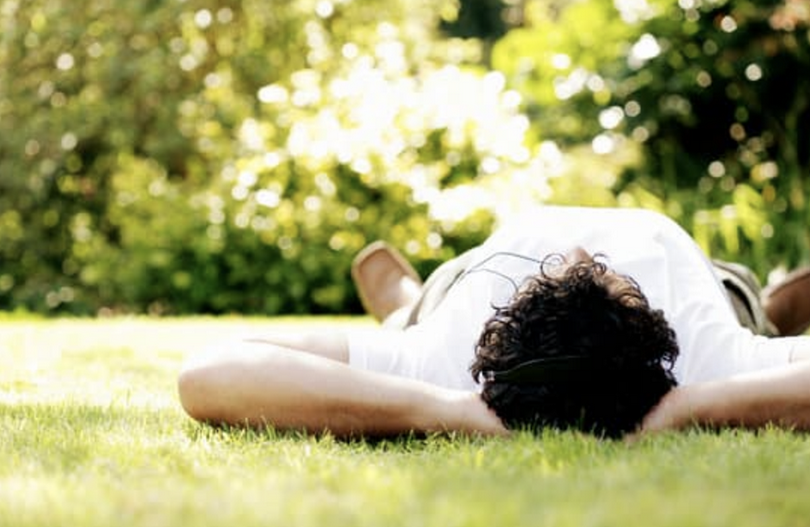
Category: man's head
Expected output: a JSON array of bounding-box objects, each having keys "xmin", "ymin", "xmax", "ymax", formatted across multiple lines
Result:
[{"xmin": 469, "ymin": 249, "xmax": 679, "ymax": 438}]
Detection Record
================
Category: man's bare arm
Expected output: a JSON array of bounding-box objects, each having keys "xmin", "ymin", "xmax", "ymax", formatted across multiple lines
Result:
[
  {"xmin": 177, "ymin": 340, "xmax": 507, "ymax": 438},
  {"xmin": 642, "ymin": 340, "xmax": 810, "ymax": 433}
]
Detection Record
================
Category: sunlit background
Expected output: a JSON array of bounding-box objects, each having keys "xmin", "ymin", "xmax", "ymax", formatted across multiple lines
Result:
[{"xmin": 0, "ymin": 0, "xmax": 808, "ymax": 315}]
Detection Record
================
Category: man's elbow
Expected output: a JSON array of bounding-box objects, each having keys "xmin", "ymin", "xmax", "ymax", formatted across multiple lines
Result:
[{"xmin": 177, "ymin": 360, "xmax": 219, "ymax": 423}]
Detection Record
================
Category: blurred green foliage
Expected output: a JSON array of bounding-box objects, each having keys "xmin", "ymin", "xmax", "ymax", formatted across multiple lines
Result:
[
  {"xmin": 0, "ymin": 0, "xmax": 807, "ymax": 315},
  {"xmin": 0, "ymin": 0, "xmax": 503, "ymax": 314},
  {"xmin": 493, "ymin": 0, "xmax": 810, "ymax": 274}
]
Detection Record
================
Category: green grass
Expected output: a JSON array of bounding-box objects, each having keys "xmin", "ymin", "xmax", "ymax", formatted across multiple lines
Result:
[{"xmin": 2, "ymin": 317, "xmax": 810, "ymax": 527}]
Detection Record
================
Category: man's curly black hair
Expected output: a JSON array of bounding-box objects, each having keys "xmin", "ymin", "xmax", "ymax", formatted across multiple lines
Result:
[{"xmin": 469, "ymin": 255, "xmax": 679, "ymax": 438}]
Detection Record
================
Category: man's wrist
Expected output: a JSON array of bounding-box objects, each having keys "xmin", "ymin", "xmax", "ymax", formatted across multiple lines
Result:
[
  {"xmin": 431, "ymin": 389, "xmax": 508, "ymax": 436},
  {"xmin": 640, "ymin": 386, "xmax": 696, "ymax": 433},
  {"xmin": 457, "ymin": 392, "xmax": 509, "ymax": 436}
]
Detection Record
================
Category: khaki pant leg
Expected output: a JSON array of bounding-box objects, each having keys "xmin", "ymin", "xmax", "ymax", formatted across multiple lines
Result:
[{"xmin": 712, "ymin": 259, "xmax": 778, "ymax": 336}]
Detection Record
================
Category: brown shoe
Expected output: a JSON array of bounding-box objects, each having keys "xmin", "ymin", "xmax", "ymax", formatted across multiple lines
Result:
[
  {"xmin": 762, "ymin": 267, "xmax": 810, "ymax": 336},
  {"xmin": 351, "ymin": 242, "xmax": 423, "ymax": 321}
]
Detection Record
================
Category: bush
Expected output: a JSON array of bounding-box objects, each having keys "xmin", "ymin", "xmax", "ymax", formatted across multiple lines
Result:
[
  {"xmin": 6, "ymin": 0, "xmax": 802, "ymax": 315},
  {"xmin": 493, "ymin": 0, "xmax": 810, "ymax": 275},
  {"xmin": 0, "ymin": 0, "xmax": 556, "ymax": 314}
]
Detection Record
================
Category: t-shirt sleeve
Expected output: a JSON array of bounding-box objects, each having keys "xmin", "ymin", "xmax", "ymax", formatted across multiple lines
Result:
[
  {"xmin": 403, "ymin": 271, "xmax": 502, "ymax": 392},
  {"xmin": 346, "ymin": 327, "xmax": 419, "ymax": 378}
]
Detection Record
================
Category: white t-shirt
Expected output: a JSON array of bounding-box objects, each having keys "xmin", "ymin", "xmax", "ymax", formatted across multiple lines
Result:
[{"xmin": 348, "ymin": 206, "xmax": 798, "ymax": 391}]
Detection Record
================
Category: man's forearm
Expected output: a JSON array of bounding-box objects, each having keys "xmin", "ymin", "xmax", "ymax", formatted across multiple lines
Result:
[
  {"xmin": 178, "ymin": 343, "xmax": 507, "ymax": 437},
  {"xmin": 642, "ymin": 361, "xmax": 810, "ymax": 432}
]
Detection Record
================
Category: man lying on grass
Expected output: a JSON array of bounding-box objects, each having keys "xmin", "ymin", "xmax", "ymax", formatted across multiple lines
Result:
[{"xmin": 178, "ymin": 206, "xmax": 810, "ymax": 438}]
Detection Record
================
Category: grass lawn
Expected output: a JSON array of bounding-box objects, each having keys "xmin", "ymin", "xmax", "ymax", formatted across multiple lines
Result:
[{"xmin": 2, "ymin": 316, "xmax": 810, "ymax": 527}]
